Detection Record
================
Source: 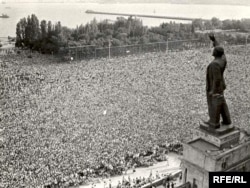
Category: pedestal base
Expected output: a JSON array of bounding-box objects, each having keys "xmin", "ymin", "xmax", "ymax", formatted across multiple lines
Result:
[
  {"xmin": 193, "ymin": 123, "xmax": 240, "ymax": 149},
  {"xmin": 200, "ymin": 121, "xmax": 235, "ymax": 136}
]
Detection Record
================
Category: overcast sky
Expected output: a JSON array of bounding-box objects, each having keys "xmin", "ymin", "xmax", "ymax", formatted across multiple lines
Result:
[{"xmin": 3, "ymin": 0, "xmax": 250, "ymax": 5}]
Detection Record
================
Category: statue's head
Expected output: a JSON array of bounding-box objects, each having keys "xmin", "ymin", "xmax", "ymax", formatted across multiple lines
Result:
[{"xmin": 212, "ymin": 46, "xmax": 224, "ymax": 57}]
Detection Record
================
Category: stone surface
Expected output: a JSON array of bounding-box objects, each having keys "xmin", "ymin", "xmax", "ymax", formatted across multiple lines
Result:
[
  {"xmin": 182, "ymin": 128, "xmax": 250, "ymax": 188},
  {"xmin": 199, "ymin": 121, "xmax": 235, "ymax": 136},
  {"xmin": 194, "ymin": 125, "xmax": 240, "ymax": 149}
]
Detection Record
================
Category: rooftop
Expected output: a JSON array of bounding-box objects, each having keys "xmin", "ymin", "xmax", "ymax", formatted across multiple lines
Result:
[
  {"xmin": 189, "ymin": 138, "xmax": 219, "ymax": 152},
  {"xmin": 187, "ymin": 128, "xmax": 250, "ymax": 158}
]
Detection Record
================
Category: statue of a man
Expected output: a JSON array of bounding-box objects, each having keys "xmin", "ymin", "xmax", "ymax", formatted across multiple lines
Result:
[{"xmin": 203, "ymin": 34, "xmax": 231, "ymax": 128}]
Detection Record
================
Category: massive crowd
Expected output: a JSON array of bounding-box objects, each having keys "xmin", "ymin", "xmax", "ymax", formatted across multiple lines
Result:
[
  {"xmin": 103, "ymin": 172, "xmax": 178, "ymax": 188},
  {"xmin": 1, "ymin": 45, "xmax": 250, "ymax": 187}
]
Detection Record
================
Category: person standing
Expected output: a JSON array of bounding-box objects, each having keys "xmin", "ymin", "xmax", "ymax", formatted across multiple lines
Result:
[
  {"xmin": 167, "ymin": 182, "xmax": 170, "ymax": 188},
  {"xmin": 171, "ymin": 182, "xmax": 175, "ymax": 188}
]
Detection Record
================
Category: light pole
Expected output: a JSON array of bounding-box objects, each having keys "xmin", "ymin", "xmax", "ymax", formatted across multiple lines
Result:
[
  {"xmin": 166, "ymin": 38, "xmax": 169, "ymax": 53},
  {"xmin": 108, "ymin": 39, "xmax": 112, "ymax": 59},
  {"xmin": 245, "ymin": 34, "xmax": 248, "ymax": 46},
  {"xmin": 245, "ymin": 34, "xmax": 248, "ymax": 61}
]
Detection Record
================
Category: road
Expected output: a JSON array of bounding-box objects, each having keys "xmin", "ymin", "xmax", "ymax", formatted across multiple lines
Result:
[{"xmin": 79, "ymin": 153, "xmax": 181, "ymax": 188}]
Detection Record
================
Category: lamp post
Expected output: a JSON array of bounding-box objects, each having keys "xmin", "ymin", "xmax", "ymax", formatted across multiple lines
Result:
[
  {"xmin": 245, "ymin": 34, "xmax": 248, "ymax": 61},
  {"xmin": 108, "ymin": 39, "xmax": 112, "ymax": 59},
  {"xmin": 245, "ymin": 34, "xmax": 248, "ymax": 46},
  {"xmin": 166, "ymin": 38, "xmax": 170, "ymax": 53},
  {"xmin": 109, "ymin": 39, "xmax": 111, "ymax": 59}
]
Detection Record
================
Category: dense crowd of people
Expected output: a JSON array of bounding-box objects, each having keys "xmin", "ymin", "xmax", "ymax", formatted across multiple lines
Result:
[
  {"xmin": 99, "ymin": 172, "xmax": 178, "ymax": 188},
  {"xmin": 1, "ymin": 45, "xmax": 250, "ymax": 187}
]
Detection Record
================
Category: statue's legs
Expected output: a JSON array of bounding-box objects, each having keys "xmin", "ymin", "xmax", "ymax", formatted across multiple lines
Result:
[
  {"xmin": 206, "ymin": 93, "xmax": 220, "ymax": 128},
  {"xmin": 206, "ymin": 93, "xmax": 213, "ymax": 123},
  {"xmin": 206, "ymin": 93, "xmax": 231, "ymax": 127},
  {"xmin": 220, "ymin": 96, "xmax": 231, "ymax": 125},
  {"xmin": 210, "ymin": 95, "xmax": 222, "ymax": 127}
]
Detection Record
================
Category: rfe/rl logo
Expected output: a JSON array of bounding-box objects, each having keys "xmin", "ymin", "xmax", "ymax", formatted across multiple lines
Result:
[{"xmin": 213, "ymin": 176, "xmax": 247, "ymax": 184}]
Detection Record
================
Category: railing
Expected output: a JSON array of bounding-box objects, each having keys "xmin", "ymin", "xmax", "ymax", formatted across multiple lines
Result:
[
  {"xmin": 141, "ymin": 170, "xmax": 182, "ymax": 188},
  {"xmin": 58, "ymin": 39, "xmax": 211, "ymax": 61},
  {"xmin": 3, "ymin": 38, "xmax": 248, "ymax": 59},
  {"xmin": 0, "ymin": 37, "xmax": 15, "ymax": 55},
  {"xmin": 0, "ymin": 47, "xmax": 16, "ymax": 55},
  {"xmin": 176, "ymin": 182, "xmax": 191, "ymax": 188}
]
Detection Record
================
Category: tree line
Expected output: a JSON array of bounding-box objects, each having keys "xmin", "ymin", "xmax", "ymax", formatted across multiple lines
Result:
[
  {"xmin": 192, "ymin": 17, "xmax": 250, "ymax": 31},
  {"xmin": 15, "ymin": 14, "xmax": 66, "ymax": 53},
  {"xmin": 15, "ymin": 14, "xmax": 250, "ymax": 54}
]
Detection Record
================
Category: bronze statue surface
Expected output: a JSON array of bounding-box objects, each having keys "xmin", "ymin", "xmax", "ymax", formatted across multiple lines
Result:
[{"xmin": 203, "ymin": 34, "xmax": 231, "ymax": 129}]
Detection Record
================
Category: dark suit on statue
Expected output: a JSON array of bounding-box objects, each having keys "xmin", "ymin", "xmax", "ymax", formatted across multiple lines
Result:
[{"xmin": 205, "ymin": 46, "xmax": 231, "ymax": 128}]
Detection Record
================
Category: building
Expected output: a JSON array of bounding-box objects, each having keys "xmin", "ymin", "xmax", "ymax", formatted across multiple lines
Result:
[{"xmin": 181, "ymin": 123, "xmax": 250, "ymax": 188}]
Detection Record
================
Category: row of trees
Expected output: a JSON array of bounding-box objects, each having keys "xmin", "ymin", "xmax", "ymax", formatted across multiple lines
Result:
[
  {"xmin": 15, "ymin": 14, "xmax": 250, "ymax": 54},
  {"xmin": 149, "ymin": 22, "xmax": 194, "ymax": 41},
  {"xmin": 192, "ymin": 17, "xmax": 250, "ymax": 31},
  {"xmin": 15, "ymin": 15, "xmax": 151, "ymax": 53},
  {"xmin": 70, "ymin": 17, "xmax": 148, "ymax": 47},
  {"xmin": 16, "ymin": 14, "xmax": 68, "ymax": 53}
]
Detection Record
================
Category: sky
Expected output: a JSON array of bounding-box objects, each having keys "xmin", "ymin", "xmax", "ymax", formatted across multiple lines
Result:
[{"xmin": 2, "ymin": 0, "xmax": 250, "ymax": 5}]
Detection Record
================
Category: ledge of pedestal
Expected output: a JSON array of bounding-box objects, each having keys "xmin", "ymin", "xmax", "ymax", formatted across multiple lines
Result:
[
  {"xmin": 192, "ymin": 122, "xmax": 240, "ymax": 149},
  {"xmin": 199, "ymin": 121, "xmax": 235, "ymax": 136}
]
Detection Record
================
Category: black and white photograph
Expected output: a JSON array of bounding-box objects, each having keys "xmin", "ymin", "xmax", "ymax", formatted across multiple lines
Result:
[{"xmin": 1, "ymin": 0, "xmax": 250, "ymax": 188}]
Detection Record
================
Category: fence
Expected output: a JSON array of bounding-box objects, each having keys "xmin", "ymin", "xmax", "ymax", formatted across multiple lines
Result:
[
  {"xmin": 0, "ymin": 37, "xmax": 16, "ymax": 56},
  {"xmin": 176, "ymin": 182, "xmax": 191, "ymax": 188},
  {"xmin": 141, "ymin": 170, "xmax": 183, "ymax": 188},
  {"xmin": 2, "ymin": 38, "xmax": 247, "ymax": 59},
  {"xmin": 0, "ymin": 47, "xmax": 16, "ymax": 55},
  {"xmin": 58, "ymin": 39, "xmax": 211, "ymax": 61}
]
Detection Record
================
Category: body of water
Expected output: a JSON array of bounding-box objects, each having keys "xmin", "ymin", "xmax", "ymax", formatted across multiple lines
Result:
[{"xmin": 1, "ymin": 3, "xmax": 250, "ymax": 37}]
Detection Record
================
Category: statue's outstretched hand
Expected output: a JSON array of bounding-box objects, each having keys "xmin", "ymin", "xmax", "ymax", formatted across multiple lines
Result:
[
  {"xmin": 209, "ymin": 33, "xmax": 216, "ymax": 42},
  {"xmin": 209, "ymin": 33, "xmax": 219, "ymax": 47}
]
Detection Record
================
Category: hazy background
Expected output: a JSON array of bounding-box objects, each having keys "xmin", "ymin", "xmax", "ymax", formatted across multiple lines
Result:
[
  {"xmin": 2, "ymin": 0, "xmax": 250, "ymax": 5},
  {"xmin": 1, "ymin": 0, "xmax": 250, "ymax": 37}
]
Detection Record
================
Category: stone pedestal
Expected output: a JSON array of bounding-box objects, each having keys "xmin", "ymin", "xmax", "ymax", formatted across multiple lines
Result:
[
  {"xmin": 193, "ymin": 122, "xmax": 240, "ymax": 149},
  {"xmin": 199, "ymin": 122, "xmax": 235, "ymax": 136},
  {"xmin": 181, "ymin": 124, "xmax": 250, "ymax": 188}
]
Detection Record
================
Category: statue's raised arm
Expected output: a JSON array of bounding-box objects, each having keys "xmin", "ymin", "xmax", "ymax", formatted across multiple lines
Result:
[{"xmin": 209, "ymin": 33, "xmax": 220, "ymax": 47}]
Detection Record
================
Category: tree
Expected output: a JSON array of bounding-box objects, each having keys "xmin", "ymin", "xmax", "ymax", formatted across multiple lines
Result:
[
  {"xmin": 98, "ymin": 19, "xmax": 114, "ymax": 33},
  {"xmin": 31, "ymin": 14, "xmax": 40, "ymax": 41},
  {"xmin": 40, "ymin": 20, "xmax": 47, "ymax": 39},
  {"xmin": 48, "ymin": 21, "xmax": 53, "ymax": 37},
  {"xmin": 87, "ymin": 18, "xmax": 99, "ymax": 40},
  {"xmin": 15, "ymin": 14, "xmax": 68, "ymax": 54},
  {"xmin": 138, "ymin": 36, "xmax": 149, "ymax": 44},
  {"xmin": 241, "ymin": 19, "xmax": 250, "ymax": 31},
  {"xmin": 22, "ymin": 14, "xmax": 40, "ymax": 49},
  {"xmin": 55, "ymin": 21, "xmax": 62, "ymax": 36},
  {"xmin": 128, "ymin": 17, "xmax": 146, "ymax": 38},
  {"xmin": 204, "ymin": 20, "xmax": 213, "ymax": 30},
  {"xmin": 114, "ymin": 17, "xmax": 127, "ymax": 31},
  {"xmin": 192, "ymin": 19, "xmax": 204, "ymax": 31},
  {"xmin": 211, "ymin": 17, "xmax": 222, "ymax": 29},
  {"xmin": 15, "ymin": 18, "xmax": 26, "ymax": 47},
  {"xmin": 222, "ymin": 19, "xmax": 233, "ymax": 30}
]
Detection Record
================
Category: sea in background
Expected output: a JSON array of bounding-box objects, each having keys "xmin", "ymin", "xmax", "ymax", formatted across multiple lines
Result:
[{"xmin": 1, "ymin": 2, "xmax": 250, "ymax": 37}]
